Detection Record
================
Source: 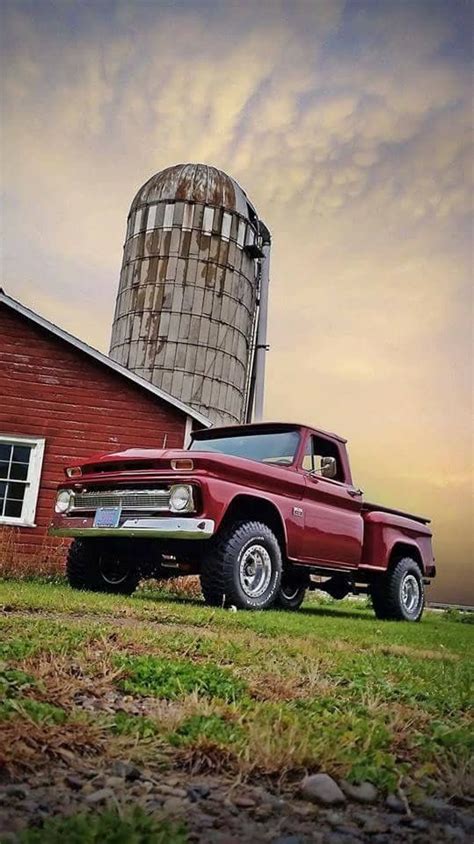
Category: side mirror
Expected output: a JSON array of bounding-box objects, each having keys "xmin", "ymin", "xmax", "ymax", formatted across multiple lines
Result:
[{"xmin": 320, "ymin": 456, "xmax": 337, "ymax": 479}]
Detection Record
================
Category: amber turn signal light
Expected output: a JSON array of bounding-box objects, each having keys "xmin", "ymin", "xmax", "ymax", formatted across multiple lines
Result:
[{"xmin": 171, "ymin": 459, "xmax": 194, "ymax": 471}]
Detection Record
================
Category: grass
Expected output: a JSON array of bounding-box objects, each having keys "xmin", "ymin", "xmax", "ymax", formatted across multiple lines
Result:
[
  {"xmin": 17, "ymin": 808, "xmax": 186, "ymax": 843},
  {"xmin": 0, "ymin": 578, "xmax": 472, "ymax": 801}
]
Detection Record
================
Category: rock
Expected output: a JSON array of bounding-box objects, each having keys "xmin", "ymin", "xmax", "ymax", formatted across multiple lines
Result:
[
  {"xmin": 163, "ymin": 796, "xmax": 186, "ymax": 814},
  {"xmin": 385, "ymin": 794, "xmax": 406, "ymax": 814},
  {"xmin": 341, "ymin": 781, "xmax": 378, "ymax": 804},
  {"xmin": 325, "ymin": 835, "xmax": 361, "ymax": 844},
  {"xmin": 64, "ymin": 775, "xmax": 83, "ymax": 790},
  {"xmin": 443, "ymin": 826, "xmax": 467, "ymax": 843},
  {"xmin": 85, "ymin": 787, "xmax": 114, "ymax": 805},
  {"xmin": 21, "ymin": 801, "xmax": 39, "ymax": 815},
  {"xmin": 326, "ymin": 811, "xmax": 346, "ymax": 827},
  {"xmin": 105, "ymin": 776, "xmax": 126, "ymax": 789},
  {"xmin": 187, "ymin": 784, "xmax": 211, "ymax": 802},
  {"xmin": 157, "ymin": 784, "xmax": 187, "ymax": 798},
  {"xmin": 110, "ymin": 761, "xmax": 141, "ymax": 781},
  {"xmin": 4, "ymin": 785, "xmax": 29, "ymax": 799},
  {"xmin": 253, "ymin": 804, "xmax": 273, "ymax": 821},
  {"xmin": 363, "ymin": 816, "xmax": 388, "ymax": 834},
  {"xmin": 272, "ymin": 837, "xmax": 305, "ymax": 844},
  {"xmin": 419, "ymin": 797, "xmax": 451, "ymax": 817},
  {"xmin": 300, "ymin": 773, "xmax": 346, "ymax": 806},
  {"xmin": 410, "ymin": 818, "xmax": 430, "ymax": 831},
  {"xmin": 233, "ymin": 794, "xmax": 256, "ymax": 809}
]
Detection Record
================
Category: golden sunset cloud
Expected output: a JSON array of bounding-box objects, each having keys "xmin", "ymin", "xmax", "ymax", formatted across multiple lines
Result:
[{"xmin": 1, "ymin": 0, "xmax": 472, "ymax": 602}]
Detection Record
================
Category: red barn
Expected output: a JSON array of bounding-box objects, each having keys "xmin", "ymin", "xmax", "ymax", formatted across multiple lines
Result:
[{"xmin": 0, "ymin": 290, "xmax": 210, "ymax": 573}]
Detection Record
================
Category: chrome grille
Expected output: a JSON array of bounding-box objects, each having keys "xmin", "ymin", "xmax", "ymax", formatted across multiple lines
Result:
[{"xmin": 71, "ymin": 489, "xmax": 170, "ymax": 512}]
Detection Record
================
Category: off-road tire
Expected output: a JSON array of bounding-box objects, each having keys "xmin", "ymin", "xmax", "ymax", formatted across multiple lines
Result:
[
  {"xmin": 200, "ymin": 521, "xmax": 282, "ymax": 610},
  {"xmin": 275, "ymin": 572, "xmax": 308, "ymax": 610},
  {"xmin": 66, "ymin": 539, "xmax": 141, "ymax": 595},
  {"xmin": 370, "ymin": 557, "xmax": 425, "ymax": 622}
]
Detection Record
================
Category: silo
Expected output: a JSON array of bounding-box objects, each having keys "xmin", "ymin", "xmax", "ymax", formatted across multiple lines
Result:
[{"xmin": 109, "ymin": 164, "xmax": 270, "ymax": 426}]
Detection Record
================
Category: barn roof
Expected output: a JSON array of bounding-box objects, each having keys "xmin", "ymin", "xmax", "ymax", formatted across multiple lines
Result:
[{"xmin": 0, "ymin": 290, "xmax": 212, "ymax": 428}]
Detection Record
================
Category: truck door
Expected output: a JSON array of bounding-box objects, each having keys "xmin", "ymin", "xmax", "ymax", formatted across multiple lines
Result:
[{"xmin": 300, "ymin": 435, "xmax": 363, "ymax": 566}]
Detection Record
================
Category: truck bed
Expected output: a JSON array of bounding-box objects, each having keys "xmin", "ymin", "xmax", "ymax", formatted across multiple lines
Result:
[{"xmin": 362, "ymin": 501, "xmax": 431, "ymax": 525}]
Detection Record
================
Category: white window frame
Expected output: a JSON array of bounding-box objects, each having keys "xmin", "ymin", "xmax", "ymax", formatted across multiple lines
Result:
[{"xmin": 0, "ymin": 434, "xmax": 45, "ymax": 527}]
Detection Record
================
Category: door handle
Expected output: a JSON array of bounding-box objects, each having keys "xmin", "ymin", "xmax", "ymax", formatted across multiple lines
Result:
[{"xmin": 348, "ymin": 488, "xmax": 363, "ymax": 497}]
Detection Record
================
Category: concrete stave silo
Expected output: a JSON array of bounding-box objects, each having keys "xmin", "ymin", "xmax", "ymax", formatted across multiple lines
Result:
[{"xmin": 109, "ymin": 164, "xmax": 270, "ymax": 426}]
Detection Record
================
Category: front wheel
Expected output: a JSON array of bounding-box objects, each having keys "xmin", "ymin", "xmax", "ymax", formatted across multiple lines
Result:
[
  {"xmin": 370, "ymin": 557, "xmax": 425, "ymax": 621},
  {"xmin": 66, "ymin": 539, "xmax": 141, "ymax": 595},
  {"xmin": 200, "ymin": 521, "xmax": 282, "ymax": 610}
]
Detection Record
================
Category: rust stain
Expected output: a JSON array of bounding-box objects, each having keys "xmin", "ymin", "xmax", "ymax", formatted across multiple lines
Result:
[{"xmin": 131, "ymin": 164, "xmax": 241, "ymax": 213}]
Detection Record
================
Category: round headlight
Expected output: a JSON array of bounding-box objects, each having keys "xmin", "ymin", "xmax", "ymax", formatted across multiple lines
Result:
[
  {"xmin": 169, "ymin": 484, "xmax": 193, "ymax": 512},
  {"xmin": 55, "ymin": 489, "xmax": 73, "ymax": 514}
]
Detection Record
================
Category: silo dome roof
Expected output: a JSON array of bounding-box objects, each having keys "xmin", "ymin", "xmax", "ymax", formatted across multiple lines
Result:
[{"xmin": 130, "ymin": 163, "xmax": 257, "ymax": 218}]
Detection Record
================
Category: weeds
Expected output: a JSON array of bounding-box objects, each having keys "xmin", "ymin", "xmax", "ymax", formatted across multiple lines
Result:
[
  {"xmin": 116, "ymin": 655, "xmax": 247, "ymax": 702},
  {"xmin": 18, "ymin": 807, "xmax": 187, "ymax": 843}
]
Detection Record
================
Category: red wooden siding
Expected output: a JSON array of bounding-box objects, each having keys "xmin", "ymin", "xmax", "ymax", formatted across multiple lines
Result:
[{"xmin": 0, "ymin": 305, "xmax": 187, "ymax": 559}]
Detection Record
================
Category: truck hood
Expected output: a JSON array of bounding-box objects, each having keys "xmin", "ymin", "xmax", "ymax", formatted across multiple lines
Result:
[{"xmin": 78, "ymin": 447, "xmax": 198, "ymax": 474}]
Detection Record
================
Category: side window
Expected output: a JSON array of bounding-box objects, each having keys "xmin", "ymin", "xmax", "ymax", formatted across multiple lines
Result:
[{"xmin": 302, "ymin": 436, "xmax": 344, "ymax": 482}]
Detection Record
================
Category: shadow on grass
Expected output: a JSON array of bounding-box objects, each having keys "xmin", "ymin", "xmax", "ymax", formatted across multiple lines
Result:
[{"xmin": 136, "ymin": 589, "xmax": 372, "ymax": 621}]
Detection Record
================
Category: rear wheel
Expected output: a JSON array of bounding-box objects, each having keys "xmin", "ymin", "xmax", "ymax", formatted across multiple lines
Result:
[
  {"xmin": 200, "ymin": 521, "xmax": 282, "ymax": 610},
  {"xmin": 66, "ymin": 539, "xmax": 141, "ymax": 595},
  {"xmin": 370, "ymin": 557, "xmax": 425, "ymax": 621},
  {"xmin": 275, "ymin": 572, "xmax": 307, "ymax": 610}
]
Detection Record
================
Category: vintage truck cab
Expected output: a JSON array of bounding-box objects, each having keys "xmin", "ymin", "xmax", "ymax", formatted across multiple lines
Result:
[{"xmin": 49, "ymin": 422, "xmax": 435, "ymax": 621}]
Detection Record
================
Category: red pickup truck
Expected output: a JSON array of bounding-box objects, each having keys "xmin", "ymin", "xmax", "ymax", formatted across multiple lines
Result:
[{"xmin": 49, "ymin": 422, "xmax": 435, "ymax": 621}]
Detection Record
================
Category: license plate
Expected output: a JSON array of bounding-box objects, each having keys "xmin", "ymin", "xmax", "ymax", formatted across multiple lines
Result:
[{"xmin": 93, "ymin": 506, "xmax": 122, "ymax": 528}]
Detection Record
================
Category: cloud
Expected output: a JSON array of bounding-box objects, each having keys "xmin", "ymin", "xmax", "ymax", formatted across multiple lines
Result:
[{"xmin": 0, "ymin": 0, "xmax": 472, "ymax": 603}]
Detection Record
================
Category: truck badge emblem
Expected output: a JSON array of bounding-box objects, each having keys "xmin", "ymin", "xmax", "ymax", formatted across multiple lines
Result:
[{"xmin": 293, "ymin": 506, "xmax": 303, "ymax": 518}]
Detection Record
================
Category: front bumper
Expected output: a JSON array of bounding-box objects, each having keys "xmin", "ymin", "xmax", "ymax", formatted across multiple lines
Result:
[{"xmin": 49, "ymin": 516, "xmax": 215, "ymax": 540}]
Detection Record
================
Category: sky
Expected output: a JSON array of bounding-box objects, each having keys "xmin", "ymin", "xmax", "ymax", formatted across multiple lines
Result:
[{"xmin": 0, "ymin": 0, "xmax": 472, "ymax": 603}]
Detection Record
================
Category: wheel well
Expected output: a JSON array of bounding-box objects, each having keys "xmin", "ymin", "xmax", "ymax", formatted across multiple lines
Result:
[
  {"xmin": 389, "ymin": 542, "xmax": 424, "ymax": 573},
  {"xmin": 219, "ymin": 495, "xmax": 287, "ymax": 556}
]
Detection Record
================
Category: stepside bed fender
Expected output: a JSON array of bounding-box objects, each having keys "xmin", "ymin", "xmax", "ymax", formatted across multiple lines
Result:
[{"xmin": 360, "ymin": 510, "xmax": 433, "ymax": 574}]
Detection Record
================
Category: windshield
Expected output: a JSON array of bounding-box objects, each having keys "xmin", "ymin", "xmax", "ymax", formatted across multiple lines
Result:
[{"xmin": 189, "ymin": 430, "xmax": 300, "ymax": 466}]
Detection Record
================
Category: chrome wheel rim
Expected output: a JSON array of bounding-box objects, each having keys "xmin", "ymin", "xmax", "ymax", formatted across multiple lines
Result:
[
  {"xmin": 401, "ymin": 573, "xmax": 420, "ymax": 613},
  {"xmin": 99, "ymin": 556, "xmax": 129, "ymax": 585},
  {"xmin": 239, "ymin": 544, "xmax": 272, "ymax": 598}
]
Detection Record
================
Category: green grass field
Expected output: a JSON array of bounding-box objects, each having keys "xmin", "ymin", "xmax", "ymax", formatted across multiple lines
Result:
[{"xmin": 0, "ymin": 579, "xmax": 472, "ymax": 840}]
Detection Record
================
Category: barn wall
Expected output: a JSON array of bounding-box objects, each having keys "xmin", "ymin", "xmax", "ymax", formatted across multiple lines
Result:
[{"xmin": 0, "ymin": 305, "xmax": 187, "ymax": 561}]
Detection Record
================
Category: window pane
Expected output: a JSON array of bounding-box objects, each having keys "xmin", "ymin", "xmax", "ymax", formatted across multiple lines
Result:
[
  {"xmin": 202, "ymin": 207, "xmax": 214, "ymax": 235},
  {"xmin": 221, "ymin": 212, "xmax": 232, "ymax": 242},
  {"xmin": 7, "ymin": 482, "xmax": 27, "ymax": 501},
  {"xmin": 182, "ymin": 204, "xmax": 194, "ymax": 231},
  {"xmin": 246, "ymin": 225, "xmax": 256, "ymax": 246},
  {"xmin": 146, "ymin": 205, "xmax": 158, "ymax": 230},
  {"xmin": 133, "ymin": 208, "xmax": 144, "ymax": 235},
  {"xmin": 13, "ymin": 445, "xmax": 31, "ymax": 463},
  {"xmin": 237, "ymin": 219, "xmax": 246, "ymax": 248},
  {"xmin": 5, "ymin": 499, "xmax": 22, "ymax": 518},
  {"xmin": 10, "ymin": 462, "xmax": 28, "ymax": 481},
  {"xmin": 163, "ymin": 204, "xmax": 174, "ymax": 230},
  {"xmin": 0, "ymin": 481, "xmax": 6, "ymax": 513},
  {"xmin": 0, "ymin": 462, "xmax": 9, "ymax": 479},
  {"xmin": 0, "ymin": 444, "xmax": 12, "ymax": 461}
]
